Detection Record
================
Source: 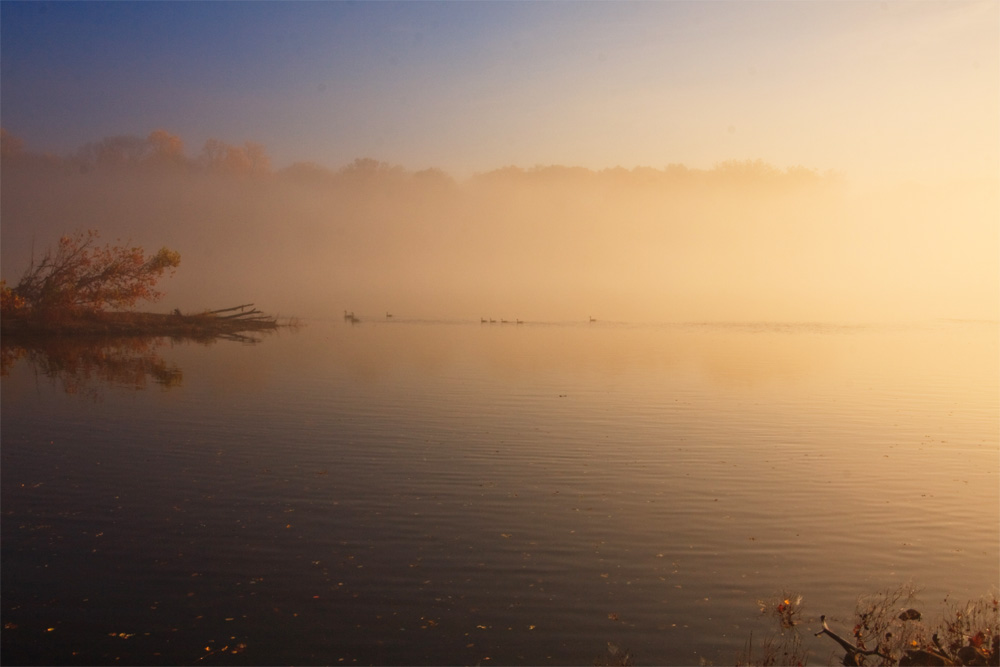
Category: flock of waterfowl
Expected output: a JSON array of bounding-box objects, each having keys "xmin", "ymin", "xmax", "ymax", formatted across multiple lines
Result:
[{"xmin": 344, "ymin": 310, "xmax": 598, "ymax": 325}]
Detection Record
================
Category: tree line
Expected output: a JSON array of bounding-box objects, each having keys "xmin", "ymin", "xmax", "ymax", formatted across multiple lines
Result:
[{"xmin": 0, "ymin": 127, "xmax": 839, "ymax": 192}]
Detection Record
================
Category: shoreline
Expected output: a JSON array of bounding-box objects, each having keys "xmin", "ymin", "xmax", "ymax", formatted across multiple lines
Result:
[{"xmin": 0, "ymin": 308, "xmax": 285, "ymax": 341}]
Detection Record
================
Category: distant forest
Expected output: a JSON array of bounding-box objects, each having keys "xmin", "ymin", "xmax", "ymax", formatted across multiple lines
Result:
[
  {"xmin": 2, "ymin": 127, "xmax": 992, "ymax": 324},
  {"xmin": 0, "ymin": 127, "xmax": 837, "ymax": 190}
]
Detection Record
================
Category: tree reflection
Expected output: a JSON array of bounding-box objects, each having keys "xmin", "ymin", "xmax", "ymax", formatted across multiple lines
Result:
[{"xmin": 1, "ymin": 335, "xmax": 182, "ymax": 394}]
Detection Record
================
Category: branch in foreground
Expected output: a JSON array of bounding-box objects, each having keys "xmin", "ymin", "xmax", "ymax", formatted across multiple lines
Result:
[{"xmin": 815, "ymin": 615, "xmax": 891, "ymax": 665}]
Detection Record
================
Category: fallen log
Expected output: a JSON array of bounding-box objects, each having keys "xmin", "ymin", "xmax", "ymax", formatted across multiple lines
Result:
[
  {"xmin": 208, "ymin": 303, "xmax": 255, "ymax": 315},
  {"xmin": 217, "ymin": 309, "xmax": 265, "ymax": 320}
]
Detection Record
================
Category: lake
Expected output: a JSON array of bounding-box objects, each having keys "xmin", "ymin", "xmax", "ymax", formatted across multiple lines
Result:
[{"xmin": 2, "ymin": 317, "xmax": 997, "ymax": 665}]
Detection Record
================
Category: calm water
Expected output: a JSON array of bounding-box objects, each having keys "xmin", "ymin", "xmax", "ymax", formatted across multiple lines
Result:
[{"xmin": 2, "ymin": 318, "xmax": 997, "ymax": 665}]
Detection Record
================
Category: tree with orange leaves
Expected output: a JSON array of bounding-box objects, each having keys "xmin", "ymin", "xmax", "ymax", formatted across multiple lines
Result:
[{"xmin": 10, "ymin": 230, "xmax": 180, "ymax": 316}]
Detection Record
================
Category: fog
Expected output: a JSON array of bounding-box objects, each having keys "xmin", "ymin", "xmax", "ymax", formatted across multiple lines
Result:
[{"xmin": 2, "ymin": 130, "xmax": 996, "ymax": 323}]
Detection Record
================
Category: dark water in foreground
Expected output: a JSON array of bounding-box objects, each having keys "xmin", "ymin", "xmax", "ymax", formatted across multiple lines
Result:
[{"xmin": 2, "ymin": 319, "xmax": 997, "ymax": 665}]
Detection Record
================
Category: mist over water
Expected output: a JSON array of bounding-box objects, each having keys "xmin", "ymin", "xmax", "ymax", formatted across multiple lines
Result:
[
  {"xmin": 2, "ymin": 4, "xmax": 996, "ymax": 664},
  {"xmin": 1, "ymin": 133, "xmax": 997, "ymax": 323},
  {"xmin": 2, "ymin": 318, "xmax": 997, "ymax": 665}
]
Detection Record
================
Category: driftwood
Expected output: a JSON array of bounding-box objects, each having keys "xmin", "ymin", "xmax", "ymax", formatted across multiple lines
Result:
[
  {"xmin": 812, "ymin": 616, "xmax": 989, "ymax": 666},
  {"xmin": 0, "ymin": 303, "xmax": 284, "ymax": 340},
  {"xmin": 815, "ymin": 615, "xmax": 892, "ymax": 666},
  {"xmin": 206, "ymin": 304, "xmax": 275, "ymax": 323},
  {"xmin": 217, "ymin": 309, "xmax": 267, "ymax": 320},
  {"xmin": 174, "ymin": 303, "xmax": 280, "ymax": 338},
  {"xmin": 208, "ymin": 303, "xmax": 255, "ymax": 314}
]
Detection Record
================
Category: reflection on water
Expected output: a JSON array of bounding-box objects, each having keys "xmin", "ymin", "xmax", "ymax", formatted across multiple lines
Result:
[
  {"xmin": 1, "ymin": 319, "xmax": 997, "ymax": 665},
  {"xmin": 1, "ymin": 326, "xmax": 280, "ymax": 395},
  {"xmin": 1, "ymin": 336, "xmax": 183, "ymax": 394}
]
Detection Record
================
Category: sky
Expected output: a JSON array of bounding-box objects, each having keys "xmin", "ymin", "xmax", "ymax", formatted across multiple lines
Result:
[
  {"xmin": 2, "ymin": 0, "xmax": 997, "ymax": 183},
  {"xmin": 1, "ymin": 1, "xmax": 998, "ymax": 323}
]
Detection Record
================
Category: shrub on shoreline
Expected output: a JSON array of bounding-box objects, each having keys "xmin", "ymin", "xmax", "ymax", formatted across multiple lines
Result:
[{"xmin": 738, "ymin": 586, "xmax": 999, "ymax": 666}]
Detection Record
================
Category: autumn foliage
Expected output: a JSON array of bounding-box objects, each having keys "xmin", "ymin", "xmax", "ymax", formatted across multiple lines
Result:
[{"xmin": 7, "ymin": 230, "xmax": 180, "ymax": 317}]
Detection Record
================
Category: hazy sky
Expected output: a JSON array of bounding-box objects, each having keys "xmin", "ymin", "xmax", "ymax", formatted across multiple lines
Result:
[
  {"xmin": 2, "ymin": 0, "xmax": 997, "ymax": 183},
  {"xmin": 2, "ymin": 1, "xmax": 997, "ymax": 323}
]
